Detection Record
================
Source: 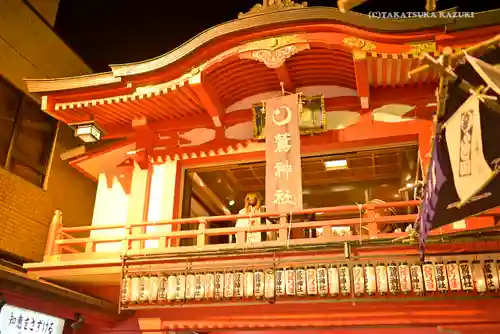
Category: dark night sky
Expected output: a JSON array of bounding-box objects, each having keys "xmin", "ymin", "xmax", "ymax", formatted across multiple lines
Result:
[{"xmin": 55, "ymin": 0, "xmax": 497, "ymax": 72}]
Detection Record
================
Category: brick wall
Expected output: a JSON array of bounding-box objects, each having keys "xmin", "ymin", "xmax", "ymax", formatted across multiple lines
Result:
[{"xmin": 0, "ymin": 124, "xmax": 96, "ymax": 262}]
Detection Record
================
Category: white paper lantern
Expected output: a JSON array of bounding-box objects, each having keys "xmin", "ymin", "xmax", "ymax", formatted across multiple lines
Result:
[
  {"xmin": 446, "ymin": 261, "xmax": 462, "ymax": 291},
  {"xmin": 328, "ymin": 265, "xmax": 340, "ymax": 296}
]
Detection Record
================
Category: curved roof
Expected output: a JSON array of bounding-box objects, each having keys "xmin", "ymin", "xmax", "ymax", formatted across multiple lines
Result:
[
  {"xmin": 25, "ymin": 4, "xmax": 500, "ymax": 94},
  {"xmin": 24, "ymin": 2, "xmax": 500, "ymax": 142}
]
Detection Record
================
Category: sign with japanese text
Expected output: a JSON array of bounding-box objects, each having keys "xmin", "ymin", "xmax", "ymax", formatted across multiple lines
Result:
[
  {"xmin": 0, "ymin": 304, "xmax": 65, "ymax": 334},
  {"xmin": 264, "ymin": 93, "xmax": 303, "ymax": 213}
]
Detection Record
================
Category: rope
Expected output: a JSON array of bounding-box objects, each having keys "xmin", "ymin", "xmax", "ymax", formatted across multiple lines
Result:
[{"xmin": 355, "ymin": 202, "xmax": 363, "ymax": 244}]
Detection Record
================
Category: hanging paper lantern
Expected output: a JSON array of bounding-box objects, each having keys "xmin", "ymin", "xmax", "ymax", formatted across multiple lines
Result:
[
  {"xmin": 317, "ymin": 266, "xmax": 328, "ymax": 297},
  {"xmin": 339, "ymin": 264, "xmax": 351, "ymax": 296},
  {"xmin": 387, "ymin": 263, "xmax": 400, "ymax": 295},
  {"xmin": 234, "ymin": 271, "xmax": 244, "ymax": 299},
  {"xmin": 158, "ymin": 275, "xmax": 167, "ymax": 302},
  {"xmin": 254, "ymin": 270, "xmax": 265, "ymax": 299},
  {"xmin": 186, "ymin": 274, "xmax": 196, "ymax": 300},
  {"xmin": 471, "ymin": 260, "xmax": 487, "ymax": 293},
  {"xmin": 130, "ymin": 275, "xmax": 140, "ymax": 303},
  {"xmin": 376, "ymin": 263, "xmax": 388, "ymax": 295},
  {"xmin": 459, "ymin": 261, "xmax": 474, "ymax": 292},
  {"xmin": 398, "ymin": 263, "xmax": 411, "ymax": 294},
  {"xmin": 214, "ymin": 272, "xmax": 224, "ymax": 300},
  {"xmin": 224, "ymin": 271, "xmax": 235, "ymax": 299},
  {"xmin": 353, "ymin": 264, "xmax": 365, "ymax": 296},
  {"xmin": 265, "ymin": 269, "xmax": 275, "ymax": 300},
  {"xmin": 410, "ymin": 264, "xmax": 424, "ymax": 294},
  {"xmin": 175, "ymin": 274, "xmax": 186, "ymax": 301},
  {"xmin": 446, "ymin": 261, "xmax": 462, "ymax": 291},
  {"xmin": 306, "ymin": 266, "xmax": 318, "ymax": 296},
  {"xmin": 484, "ymin": 260, "xmax": 499, "ymax": 291},
  {"xmin": 244, "ymin": 271, "xmax": 254, "ymax": 298},
  {"xmin": 328, "ymin": 265, "xmax": 340, "ymax": 296},
  {"xmin": 275, "ymin": 269, "xmax": 285, "ymax": 297},
  {"xmin": 204, "ymin": 273, "xmax": 215, "ymax": 299},
  {"xmin": 296, "ymin": 267, "xmax": 307, "ymax": 297},
  {"xmin": 121, "ymin": 275, "xmax": 131, "ymax": 305},
  {"xmin": 364, "ymin": 264, "xmax": 377, "ymax": 296},
  {"xmin": 423, "ymin": 261, "xmax": 437, "ymax": 293},
  {"xmin": 167, "ymin": 274, "xmax": 177, "ymax": 301},
  {"xmin": 149, "ymin": 275, "xmax": 160, "ymax": 302},
  {"xmin": 286, "ymin": 267, "xmax": 296, "ymax": 296},
  {"xmin": 194, "ymin": 273, "xmax": 205, "ymax": 300},
  {"xmin": 435, "ymin": 263, "xmax": 449, "ymax": 293}
]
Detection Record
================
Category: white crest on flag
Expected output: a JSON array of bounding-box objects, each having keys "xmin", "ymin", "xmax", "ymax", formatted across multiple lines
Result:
[{"xmin": 444, "ymin": 95, "xmax": 493, "ymax": 201}]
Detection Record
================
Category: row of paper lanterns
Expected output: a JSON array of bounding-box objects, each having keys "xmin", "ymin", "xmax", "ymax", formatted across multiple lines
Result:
[{"xmin": 121, "ymin": 259, "xmax": 499, "ymax": 305}]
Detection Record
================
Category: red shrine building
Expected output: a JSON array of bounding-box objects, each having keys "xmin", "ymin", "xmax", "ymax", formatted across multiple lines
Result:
[{"xmin": 20, "ymin": 1, "xmax": 500, "ymax": 334}]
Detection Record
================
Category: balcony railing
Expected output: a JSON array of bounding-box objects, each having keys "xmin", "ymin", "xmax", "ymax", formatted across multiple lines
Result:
[{"xmin": 42, "ymin": 200, "xmax": 500, "ymax": 261}]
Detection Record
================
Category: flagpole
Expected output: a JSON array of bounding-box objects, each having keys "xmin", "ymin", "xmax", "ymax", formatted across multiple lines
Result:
[{"xmin": 409, "ymin": 34, "xmax": 500, "ymax": 79}]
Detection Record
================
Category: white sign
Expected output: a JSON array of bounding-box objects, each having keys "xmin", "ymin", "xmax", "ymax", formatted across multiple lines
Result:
[{"xmin": 0, "ymin": 304, "xmax": 65, "ymax": 334}]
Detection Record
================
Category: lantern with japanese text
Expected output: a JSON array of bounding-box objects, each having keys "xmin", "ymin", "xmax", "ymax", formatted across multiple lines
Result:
[
  {"xmin": 275, "ymin": 268, "xmax": 286, "ymax": 297},
  {"xmin": 214, "ymin": 272, "xmax": 224, "ymax": 300},
  {"xmin": 484, "ymin": 260, "xmax": 499, "ymax": 291},
  {"xmin": 353, "ymin": 264, "xmax": 365, "ymax": 296},
  {"xmin": 224, "ymin": 271, "xmax": 235, "ymax": 299},
  {"xmin": 254, "ymin": 270, "xmax": 265, "ymax": 299},
  {"xmin": 286, "ymin": 267, "xmax": 296, "ymax": 296},
  {"xmin": 364, "ymin": 264, "xmax": 376, "ymax": 295},
  {"xmin": 376, "ymin": 263, "xmax": 388, "ymax": 295},
  {"xmin": 446, "ymin": 261, "xmax": 462, "ymax": 291},
  {"xmin": 296, "ymin": 267, "xmax": 307, "ymax": 297},
  {"xmin": 423, "ymin": 261, "xmax": 437, "ymax": 293},
  {"xmin": 317, "ymin": 266, "xmax": 328, "ymax": 296},
  {"xmin": 459, "ymin": 261, "xmax": 474, "ymax": 291},
  {"xmin": 398, "ymin": 262, "xmax": 411, "ymax": 294},
  {"xmin": 205, "ymin": 272, "xmax": 215, "ymax": 299},
  {"xmin": 306, "ymin": 266, "xmax": 318, "ymax": 296}
]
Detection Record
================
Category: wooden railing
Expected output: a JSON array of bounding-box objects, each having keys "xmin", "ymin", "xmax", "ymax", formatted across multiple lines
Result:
[{"xmin": 42, "ymin": 200, "xmax": 497, "ymax": 259}]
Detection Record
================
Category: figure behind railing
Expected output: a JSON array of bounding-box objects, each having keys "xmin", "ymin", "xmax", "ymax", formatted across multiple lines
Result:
[{"xmin": 234, "ymin": 193, "xmax": 272, "ymax": 244}]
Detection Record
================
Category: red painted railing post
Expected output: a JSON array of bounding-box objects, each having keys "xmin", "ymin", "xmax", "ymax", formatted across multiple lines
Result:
[{"xmin": 45, "ymin": 210, "xmax": 62, "ymax": 259}]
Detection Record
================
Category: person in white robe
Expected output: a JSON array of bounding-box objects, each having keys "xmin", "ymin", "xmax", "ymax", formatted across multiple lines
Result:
[{"xmin": 234, "ymin": 193, "xmax": 270, "ymax": 244}]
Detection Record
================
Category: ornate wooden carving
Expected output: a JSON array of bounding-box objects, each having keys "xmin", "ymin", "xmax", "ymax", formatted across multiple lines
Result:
[
  {"xmin": 343, "ymin": 36, "xmax": 376, "ymax": 52},
  {"xmin": 408, "ymin": 41, "xmax": 436, "ymax": 56},
  {"xmin": 239, "ymin": 35, "xmax": 309, "ymax": 68},
  {"xmin": 238, "ymin": 0, "xmax": 308, "ymax": 19}
]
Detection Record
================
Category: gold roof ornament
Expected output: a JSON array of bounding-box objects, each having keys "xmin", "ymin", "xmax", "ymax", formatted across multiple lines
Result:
[
  {"xmin": 342, "ymin": 36, "xmax": 376, "ymax": 52},
  {"xmin": 408, "ymin": 41, "xmax": 436, "ymax": 57},
  {"xmin": 238, "ymin": 0, "xmax": 308, "ymax": 19}
]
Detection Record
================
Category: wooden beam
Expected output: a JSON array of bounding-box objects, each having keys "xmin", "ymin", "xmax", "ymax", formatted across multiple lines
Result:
[
  {"xmin": 132, "ymin": 117, "xmax": 156, "ymax": 169},
  {"xmin": 102, "ymin": 92, "xmax": 435, "ymax": 139},
  {"xmin": 353, "ymin": 50, "xmax": 370, "ymax": 109},
  {"xmin": 188, "ymin": 80, "xmax": 225, "ymax": 127},
  {"xmin": 275, "ymin": 64, "xmax": 295, "ymax": 92}
]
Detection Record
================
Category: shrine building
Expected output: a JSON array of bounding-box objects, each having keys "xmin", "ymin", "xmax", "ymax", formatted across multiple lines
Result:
[{"xmin": 20, "ymin": 1, "xmax": 500, "ymax": 334}]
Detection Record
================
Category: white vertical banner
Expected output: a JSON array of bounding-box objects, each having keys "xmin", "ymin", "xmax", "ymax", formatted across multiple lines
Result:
[{"xmin": 265, "ymin": 94, "xmax": 303, "ymax": 213}]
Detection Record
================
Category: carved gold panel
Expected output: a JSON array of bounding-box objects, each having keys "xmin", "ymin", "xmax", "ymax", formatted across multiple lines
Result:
[
  {"xmin": 343, "ymin": 36, "xmax": 376, "ymax": 52},
  {"xmin": 408, "ymin": 41, "xmax": 437, "ymax": 56},
  {"xmin": 239, "ymin": 35, "xmax": 310, "ymax": 68},
  {"xmin": 238, "ymin": 0, "xmax": 308, "ymax": 19}
]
